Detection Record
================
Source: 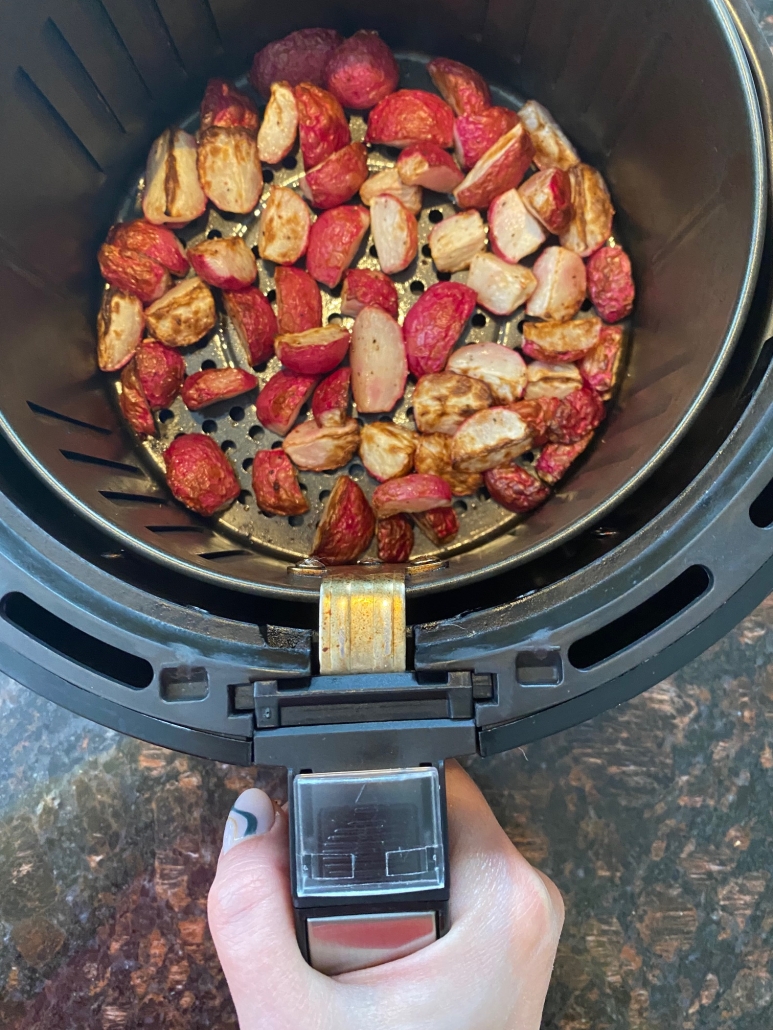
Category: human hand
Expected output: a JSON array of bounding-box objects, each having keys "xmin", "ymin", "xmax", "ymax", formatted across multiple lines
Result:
[{"xmin": 208, "ymin": 760, "xmax": 564, "ymax": 1030}]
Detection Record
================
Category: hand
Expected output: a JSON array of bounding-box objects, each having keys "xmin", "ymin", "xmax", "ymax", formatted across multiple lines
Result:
[{"xmin": 208, "ymin": 760, "xmax": 564, "ymax": 1030}]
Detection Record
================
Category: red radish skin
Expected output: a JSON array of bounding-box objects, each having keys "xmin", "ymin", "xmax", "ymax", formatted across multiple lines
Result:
[
  {"xmin": 560, "ymin": 164, "xmax": 615, "ymax": 258},
  {"xmin": 509, "ymin": 397, "xmax": 561, "ymax": 447},
  {"xmin": 428, "ymin": 210, "xmax": 487, "ymax": 273},
  {"xmin": 181, "ymin": 367, "xmax": 258, "ymax": 410},
  {"xmin": 283, "ymin": 418, "xmax": 360, "ymax": 471},
  {"xmin": 258, "ymin": 81, "xmax": 299, "ymax": 164},
  {"xmin": 258, "ymin": 186, "xmax": 312, "ymax": 265},
  {"xmin": 143, "ymin": 128, "xmax": 207, "ymax": 227},
  {"xmin": 300, "ymin": 142, "xmax": 370, "ymax": 210},
  {"xmin": 145, "ymin": 278, "xmax": 217, "ymax": 348},
  {"xmin": 200, "ymin": 79, "xmax": 260, "ymax": 133},
  {"xmin": 454, "ymin": 121, "xmax": 535, "ymax": 209},
  {"xmin": 120, "ymin": 361, "xmax": 155, "ymax": 437},
  {"xmin": 579, "ymin": 324, "xmax": 624, "ymax": 399},
  {"xmin": 414, "ymin": 506, "xmax": 459, "ymax": 546},
  {"xmin": 325, "ymin": 31, "xmax": 399, "ymax": 109},
  {"xmin": 413, "ymin": 433, "xmax": 482, "ymax": 496},
  {"xmin": 488, "ymin": 188, "xmax": 547, "ymax": 264},
  {"xmin": 526, "ymin": 247, "xmax": 587, "ymax": 323},
  {"xmin": 187, "ymin": 237, "xmax": 257, "ymax": 290},
  {"xmin": 521, "ymin": 317, "xmax": 602, "ymax": 364},
  {"xmin": 106, "ymin": 220, "xmax": 189, "ymax": 277},
  {"xmin": 223, "ymin": 287, "xmax": 278, "ymax": 366},
  {"xmin": 306, "ymin": 205, "xmax": 370, "ymax": 288},
  {"xmin": 587, "ymin": 247, "xmax": 635, "ymax": 323},
  {"xmin": 97, "ymin": 289, "xmax": 144, "ymax": 372},
  {"xmin": 427, "ymin": 58, "xmax": 491, "ymax": 117},
  {"xmin": 164, "ymin": 434, "xmax": 240, "ymax": 516},
  {"xmin": 341, "ymin": 268, "xmax": 399, "ymax": 319},
  {"xmin": 412, "ymin": 372, "xmax": 492, "ymax": 435},
  {"xmin": 484, "ymin": 464, "xmax": 551, "ymax": 513},
  {"xmin": 397, "ymin": 143, "xmax": 464, "ymax": 193},
  {"xmin": 365, "ymin": 90, "xmax": 455, "ymax": 148},
  {"xmin": 446, "ymin": 342, "xmax": 527, "ymax": 404},
  {"xmin": 256, "ymin": 369, "xmax": 320, "ymax": 436},
  {"xmin": 360, "ymin": 168, "xmax": 423, "ymax": 214},
  {"xmin": 295, "ymin": 82, "xmax": 351, "ymax": 169},
  {"xmin": 359, "ymin": 422, "xmax": 417, "ymax": 481},
  {"xmin": 451, "ymin": 407, "xmax": 533, "ymax": 473},
  {"xmin": 466, "ymin": 252, "xmax": 537, "ymax": 316},
  {"xmin": 370, "ymin": 194, "xmax": 418, "ymax": 275},
  {"xmin": 453, "ymin": 107, "xmax": 519, "ymax": 170},
  {"xmin": 274, "ymin": 324, "xmax": 351, "ymax": 375},
  {"xmin": 518, "ymin": 100, "xmax": 580, "ymax": 171},
  {"xmin": 252, "ymin": 450, "xmax": 309, "ymax": 516},
  {"xmin": 135, "ymin": 339, "xmax": 186, "ymax": 408},
  {"xmin": 403, "ymin": 281, "xmax": 477, "ymax": 377},
  {"xmin": 197, "ymin": 126, "xmax": 264, "ymax": 214},
  {"xmin": 312, "ymin": 475, "xmax": 375, "ymax": 564},
  {"xmin": 377, "ymin": 515, "xmax": 414, "ymax": 562},
  {"xmin": 250, "ymin": 28, "xmax": 343, "ymax": 97},
  {"xmin": 372, "ymin": 474, "xmax": 453, "ymax": 518},
  {"xmin": 545, "ymin": 388, "xmax": 605, "ymax": 444},
  {"xmin": 535, "ymin": 433, "xmax": 593, "ymax": 485},
  {"xmin": 98, "ymin": 244, "xmax": 170, "ymax": 304},
  {"xmin": 275, "ymin": 267, "xmax": 323, "ymax": 335},
  {"xmin": 312, "ymin": 368, "xmax": 351, "ymax": 427},
  {"xmin": 350, "ymin": 306, "xmax": 408, "ymax": 413}
]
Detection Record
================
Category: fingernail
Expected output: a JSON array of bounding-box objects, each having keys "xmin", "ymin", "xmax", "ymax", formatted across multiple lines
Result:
[{"xmin": 222, "ymin": 788, "xmax": 276, "ymax": 855}]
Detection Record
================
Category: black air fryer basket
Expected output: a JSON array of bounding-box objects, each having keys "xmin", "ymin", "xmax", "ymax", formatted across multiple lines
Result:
[{"xmin": 0, "ymin": 0, "xmax": 772, "ymax": 794}]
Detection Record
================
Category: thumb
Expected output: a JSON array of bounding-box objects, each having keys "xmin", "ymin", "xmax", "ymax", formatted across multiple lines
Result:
[{"xmin": 207, "ymin": 788, "xmax": 326, "ymax": 1025}]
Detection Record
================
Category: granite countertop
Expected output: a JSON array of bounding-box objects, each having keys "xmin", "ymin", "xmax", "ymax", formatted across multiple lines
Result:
[{"xmin": 4, "ymin": 5, "xmax": 773, "ymax": 1028}]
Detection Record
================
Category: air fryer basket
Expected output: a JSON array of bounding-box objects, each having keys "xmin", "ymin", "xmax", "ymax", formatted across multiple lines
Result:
[{"xmin": 0, "ymin": 0, "xmax": 772, "ymax": 768}]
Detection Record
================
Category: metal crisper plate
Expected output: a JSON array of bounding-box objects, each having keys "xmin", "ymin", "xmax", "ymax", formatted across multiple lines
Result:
[{"xmin": 111, "ymin": 56, "xmax": 561, "ymax": 565}]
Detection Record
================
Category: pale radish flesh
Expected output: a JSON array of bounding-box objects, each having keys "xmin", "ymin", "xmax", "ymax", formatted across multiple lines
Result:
[{"xmin": 350, "ymin": 305, "xmax": 408, "ymax": 413}]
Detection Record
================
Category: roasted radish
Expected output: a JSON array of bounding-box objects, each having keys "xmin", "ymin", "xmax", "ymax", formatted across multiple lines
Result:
[
  {"xmin": 535, "ymin": 434, "xmax": 593, "ymax": 484},
  {"xmin": 197, "ymin": 126, "xmax": 263, "ymax": 214},
  {"xmin": 134, "ymin": 339, "xmax": 186, "ymax": 408},
  {"xmin": 252, "ymin": 449, "xmax": 309, "ymax": 516},
  {"xmin": 306, "ymin": 205, "xmax": 370, "ymax": 288},
  {"xmin": 453, "ymin": 107, "xmax": 519, "ymax": 170},
  {"xmin": 98, "ymin": 243, "xmax": 170, "ymax": 304},
  {"xmin": 413, "ymin": 432, "xmax": 482, "ymax": 496},
  {"xmin": 403, "ymin": 281, "xmax": 477, "ymax": 377},
  {"xmin": 360, "ymin": 167, "xmax": 423, "ymax": 214},
  {"xmin": 341, "ymin": 268, "xmax": 399, "ymax": 319},
  {"xmin": 312, "ymin": 368, "xmax": 351, "ymax": 427},
  {"xmin": 484, "ymin": 463, "xmax": 551, "ymax": 513},
  {"xmin": 223, "ymin": 287, "xmax": 278, "ymax": 366},
  {"xmin": 97, "ymin": 289, "xmax": 144, "ymax": 373},
  {"xmin": 325, "ymin": 30, "xmax": 399, "ymax": 109},
  {"xmin": 312, "ymin": 475, "xmax": 375, "ymax": 564},
  {"xmin": 295, "ymin": 82, "xmax": 350, "ymax": 169},
  {"xmin": 120, "ymin": 361, "xmax": 155, "ymax": 437},
  {"xmin": 187, "ymin": 236, "xmax": 257, "ymax": 290},
  {"xmin": 377, "ymin": 515, "xmax": 414, "ymax": 562},
  {"xmin": 365, "ymin": 89, "xmax": 455, "ymax": 148},
  {"xmin": 300, "ymin": 141, "xmax": 370, "ymax": 209},
  {"xmin": 414, "ymin": 506, "xmax": 459, "ymax": 546},
  {"xmin": 164, "ymin": 434, "xmax": 240, "ymax": 516},
  {"xmin": 518, "ymin": 100, "xmax": 580, "ymax": 171},
  {"xmin": 446, "ymin": 342, "xmax": 527, "ymax": 404},
  {"xmin": 274, "ymin": 324, "xmax": 350, "ymax": 375},
  {"xmin": 560, "ymin": 164, "xmax": 615, "ymax": 258},
  {"xmin": 586, "ymin": 246, "xmax": 635, "ymax": 323},
  {"xmin": 250, "ymin": 28, "xmax": 343, "ymax": 97},
  {"xmin": 258, "ymin": 186, "xmax": 312, "ymax": 265},
  {"xmin": 521, "ymin": 317, "xmax": 602, "ymax": 363},
  {"xmin": 181, "ymin": 367, "xmax": 258, "ymax": 410},
  {"xmin": 274, "ymin": 266, "xmax": 323, "ymax": 334},
  {"xmin": 524, "ymin": 361, "xmax": 583, "ymax": 400},
  {"xmin": 145, "ymin": 277, "xmax": 217, "ymax": 348},
  {"xmin": 372, "ymin": 474, "xmax": 453, "ymax": 517},
  {"xmin": 454, "ymin": 121, "xmax": 535, "ymax": 209},
  {"xmin": 451, "ymin": 407, "xmax": 532, "ymax": 473},
  {"xmin": 427, "ymin": 58, "xmax": 491, "ymax": 117},
  {"xmin": 397, "ymin": 143, "xmax": 464, "ymax": 193},
  {"xmin": 428, "ymin": 210, "xmax": 486, "ymax": 273},
  {"xmin": 255, "ymin": 369, "xmax": 319, "ymax": 436},
  {"xmin": 525, "ymin": 247, "xmax": 587, "ymax": 323},
  {"xmin": 488, "ymin": 188, "xmax": 547, "ymax": 264},
  {"xmin": 283, "ymin": 418, "xmax": 360, "ymax": 470},
  {"xmin": 578, "ymin": 324, "xmax": 624, "ymax": 399},
  {"xmin": 143, "ymin": 128, "xmax": 207, "ymax": 227},
  {"xmin": 257, "ymin": 81, "xmax": 299, "ymax": 164},
  {"xmin": 350, "ymin": 306, "xmax": 408, "ymax": 413},
  {"xmin": 370, "ymin": 193, "xmax": 418, "ymax": 274},
  {"xmin": 466, "ymin": 252, "xmax": 537, "ymax": 316},
  {"xmin": 413, "ymin": 372, "xmax": 492, "ymax": 435},
  {"xmin": 519, "ymin": 167, "xmax": 574, "ymax": 235},
  {"xmin": 359, "ymin": 422, "xmax": 417, "ymax": 481}
]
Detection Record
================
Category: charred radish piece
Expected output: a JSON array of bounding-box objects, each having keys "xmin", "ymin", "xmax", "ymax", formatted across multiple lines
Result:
[
  {"xmin": 200, "ymin": 78, "xmax": 260, "ymax": 133},
  {"xmin": 446, "ymin": 342, "xmax": 527, "ymax": 404},
  {"xmin": 223, "ymin": 287, "xmax": 278, "ymax": 366},
  {"xmin": 488, "ymin": 188, "xmax": 546, "ymax": 264},
  {"xmin": 135, "ymin": 339, "xmax": 186, "ymax": 408},
  {"xmin": 369, "ymin": 193, "xmax": 418, "ymax": 274},
  {"xmin": 97, "ymin": 290, "xmax": 145, "ymax": 372},
  {"xmin": 258, "ymin": 82, "xmax": 299, "ymax": 164},
  {"xmin": 145, "ymin": 277, "xmax": 217, "ymax": 348},
  {"xmin": 526, "ymin": 247, "xmax": 587, "ymax": 323},
  {"xmin": 454, "ymin": 121, "xmax": 535, "ymax": 209},
  {"xmin": 306, "ymin": 205, "xmax": 370, "ymax": 288},
  {"xmin": 360, "ymin": 168, "xmax": 423, "ymax": 214},
  {"xmin": 413, "ymin": 433, "xmax": 482, "ymax": 496},
  {"xmin": 466, "ymin": 252, "xmax": 537, "ymax": 316},
  {"xmin": 107, "ymin": 220, "xmax": 189, "ymax": 277},
  {"xmin": 359, "ymin": 422, "xmax": 417, "ymax": 481},
  {"xmin": 372, "ymin": 474, "xmax": 452, "ymax": 518},
  {"xmin": 300, "ymin": 142, "xmax": 369, "ymax": 209},
  {"xmin": 397, "ymin": 143, "xmax": 464, "ymax": 193},
  {"xmin": 484, "ymin": 464, "xmax": 551, "ymax": 513},
  {"xmin": 451, "ymin": 407, "xmax": 532, "ymax": 473},
  {"xmin": 164, "ymin": 434, "xmax": 240, "ymax": 517},
  {"xmin": 509, "ymin": 397, "xmax": 560, "ymax": 447},
  {"xmin": 560, "ymin": 164, "xmax": 615, "ymax": 258},
  {"xmin": 181, "ymin": 367, "xmax": 258, "ymax": 410},
  {"xmin": 197, "ymin": 126, "xmax": 263, "ymax": 214},
  {"xmin": 120, "ymin": 361, "xmax": 155, "ymax": 437},
  {"xmin": 428, "ymin": 210, "xmax": 487, "ymax": 273},
  {"xmin": 518, "ymin": 100, "xmax": 580, "ymax": 171},
  {"xmin": 546, "ymin": 387, "xmax": 605, "ymax": 444},
  {"xmin": 98, "ymin": 243, "xmax": 170, "ymax": 304},
  {"xmin": 413, "ymin": 372, "xmax": 492, "ymax": 435},
  {"xmin": 341, "ymin": 268, "xmax": 399, "ymax": 319},
  {"xmin": 519, "ymin": 167, "xmax": 574, "ymax": 235},
  {"xmin": 255, "ymin": 369, "xmax": 319, "ymax": 436},
  {"xmin": 312, "ymin": 475, "xmax": 375, "ymax": 565},
  {"xmin": 252, "ymin": 449, "xmax": 309, "ymax": 516},
  {"xmin": 587, "ymin": 246, "xmax": 635, "ymax": 323},
  {"xmin": 578, "ymin": 324, "xmax": 624, "ymax": 399},
  {"xmin": 404, "ymin": 281, "xmax": 477, "ymax": 377},
  {"xmin": 187, "ymin": 237, "xmax": 257, "ymax": 290},
  {"xmin": 535, "ymin": 433, "xmax": 593, "ymax": 484},
  {"xmin": 295, "ymin": 82, "xmax": 350, "ymax": 169},
  {"xmin": 453, "ymin": 107, "xmax": 519, "ymax": 171},
  {"xmin": 325, "ymin": 31, "xmax": 399, "ymax": 109},
  {"xmin": 350, "ymin": 306, "xmax": 408, "ymax": 413},
  {"xmin": 524, "ymin": 361, "xmax": 583, "ymax": 400},
  {"xmin": 312, "ymin": 368, "xmax": 351, "ymax": 427},
  {"xmin": 377, "ymin": 515, "xmax": 414, "ymax": 562},
  {"xmin": 414, "ymin": 506, "xmax": 459, "ymax": 546},
  {"xmin": 275, "ymin": 266, "xmax": 323, "ymax": 334},
  {"xmin": 250, "ymin": 28, "xmax": 343, "ymax": 97},
  {"xmin": 283, "ymin": 418, "xmax": 360, "ymax": 470},
  {"xmin": 258, "ymin": 186, "xmax": 312, "ymax": 265},
  {"xmin": 428, "ymin": 58, "xmax": 491, "ymax": 117},
  {"xmin": 521, "ymin": 317, "xmax": 602, "ymax": 363},
  {"xmin": 365, "ymin": 90, "xmax": 455, "ymax": 148},
  {"xmin": 274, "ymin": 324, "xmax": 350, "ymax": 375},
  {"xmin": 143, "ymin": 128, "xmax": 207, "ymax": 227}
]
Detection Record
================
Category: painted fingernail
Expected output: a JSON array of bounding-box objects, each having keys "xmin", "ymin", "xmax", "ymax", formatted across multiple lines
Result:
[{"xmin": 222, "ymin": 788, "xmax": 276, "ymax": 854}]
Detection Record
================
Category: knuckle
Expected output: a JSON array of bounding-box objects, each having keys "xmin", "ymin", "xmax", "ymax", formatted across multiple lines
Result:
[{"xmin": 500, "ymin": 853, "xmax": 563, "ymax": 951}]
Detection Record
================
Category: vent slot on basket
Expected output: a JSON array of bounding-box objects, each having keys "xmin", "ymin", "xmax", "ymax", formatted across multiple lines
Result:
[
  {"xmin": 1, "ymin": 592, "xmax": 153, "ymax": 688},
  {"xmin": 750, "ymin": 474, "xmax": 773, "ymax": 528},
  {"xmin": 27, "ymin": 401, "xmax": 111, "ymax": 435},
  {"xmin": 61, "ymin": 450, "xmax": 143, "ymax": 474},
  {"xmin": 568, "ymin": 565, "xmax": 711, "ymax": 670}
]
